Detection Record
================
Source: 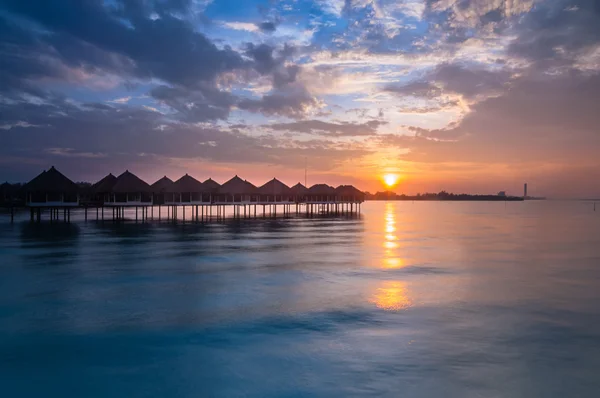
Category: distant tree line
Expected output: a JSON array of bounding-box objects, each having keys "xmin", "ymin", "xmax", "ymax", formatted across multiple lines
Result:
[{"xmin": 364, "ymin": 190, "xmax": 523, "ymax": 201}]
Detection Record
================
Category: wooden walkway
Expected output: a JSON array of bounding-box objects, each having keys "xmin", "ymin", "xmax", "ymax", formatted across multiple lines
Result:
[{"xmin": 4, "ymin": 201, "xmax": 362, "ymax": 224}]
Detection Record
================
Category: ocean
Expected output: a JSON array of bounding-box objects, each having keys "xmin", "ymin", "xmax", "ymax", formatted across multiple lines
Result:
[{"xmin": 1, "ymin": 201, "xmax": 600, "ymax": 397}]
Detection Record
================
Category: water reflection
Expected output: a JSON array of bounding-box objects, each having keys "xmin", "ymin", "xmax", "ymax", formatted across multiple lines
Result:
[
  {"xmin": 381, "ymin": 202, "xmax": 404, "ymax": 268},
  {"xmin": 382, "ymin": 257, "xmax": 405, "ymax": 269},
  {"xmin": 370, "ymin": 281, "xmax": 412, "ymax": 311}
]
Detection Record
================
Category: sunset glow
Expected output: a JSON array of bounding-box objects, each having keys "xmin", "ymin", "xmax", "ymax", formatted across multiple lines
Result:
[
  {"xmin": 1, "ymin": 0, "xmax": 600, "ymax": 198},
  {"xmin": 383, "ymin": 174, "xmax": 399, "ymax": 187}
]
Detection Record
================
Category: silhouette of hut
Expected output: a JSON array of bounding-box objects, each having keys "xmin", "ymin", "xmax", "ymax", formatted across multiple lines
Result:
[
  {"xmin": 202, "ymin": 178, "xmax": 220, "ymax": 194},
  {"xmin": 290, "ymin": 183, "xmax": 308, "ymax": 202},
  {"xmin": 0, "ymin": 182, "xmax": 19, "ymax": 206},
  {"xmin": 150, "ymin": 176, "xmax": 173, "ymax": 205},
  {"xmin": 166, "ymin": 174, "xmax": 205, "ymax": 204},
  {"xmin": 257, "ymin": 178, "xmax": 292, "ymax": 203},
  {"xmin": 307, "ymin": 184, "xmax": 336, "ymax": 203},
  {"xmin": 217, "ymin": 175, "xmax": 257, "ymax": 203},
  {"xmin": 102, "ymin": 170, "xmax": 152, "ymax": 205},
  {"xmin": 23, "ymin": 166, "xmax": 79, "ymax": 206},
  {"xmin": 335, "ymin": 185, "xmax": 365, "ymax": 203},
  {"xmin": 91, "ymin": 173, "xmax": 117, "ymax": 204}
]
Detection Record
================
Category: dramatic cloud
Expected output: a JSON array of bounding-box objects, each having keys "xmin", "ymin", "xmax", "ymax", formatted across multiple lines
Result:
[
  {"xmin": 1, "ymin": 0, "xmax": 600, "ymax": 196},
  {"xmin": 267, "ymin": 120, "xmax": 387, "ymax": 137},
  {"xmin": 396, "ymin": 71, "xmax": 600, "ymax": 165}
]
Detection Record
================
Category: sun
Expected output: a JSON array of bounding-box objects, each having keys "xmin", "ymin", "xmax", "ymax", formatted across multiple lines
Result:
[{"xmin": 383, "ymin": 174, "xmax": 398, "ymax": 187}]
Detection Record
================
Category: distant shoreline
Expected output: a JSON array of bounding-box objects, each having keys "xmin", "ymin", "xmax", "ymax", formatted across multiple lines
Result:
[{"xmin": 366, "ymin": 197, "xmax": 525, "ymax": 202}]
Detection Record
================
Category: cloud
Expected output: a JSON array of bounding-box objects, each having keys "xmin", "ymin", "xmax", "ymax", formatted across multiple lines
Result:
[
  {"xmin": 393, "ymin": 71, "xmax": 600, "ymax": 165},
  {"xmin": 385, "ymin": 81, "xmax": 442, "ymax": 98},
  {"xmin": 2, "ymin": 0, "xmax": 600, "ymax": 196},
  {"xmin": 222, "ymin": 22, "xmax": 260, "ymax": 32},
  {"xmin": 237, "ymin": 86, "xmax": 321, "ymax": 119},
  {"xmin": 385, "ymin": 63, "xmax": 512, "ymax": 101},
  {"xmin": 257, "ymin": 21, "xmax": 277, "ymax": 33},
  {"xmin": 267, "ymin": 119, "xmax": 387, "ymax": 137},
  {"xmin": 507, "ymin": 0, "xmax": 600, "ymax": 69},
  {"xmin": 151, "ymin": 84, "xmax": 235, "ymax": 122},
  {"xmin": 0, "ymin": 96, "xmax": 370, "ymax": 181},
  {"xmin": 0, "ymin": 121, "xmax": 41, "ymax": 130},
  {"xmin": 1, "ymin": 0, "xmax": 247, "ymax": 88},
  {"xmin": 107, "ymin": 96, "xmax": 132, "ymax": 104},
  {"xmin": 45, "ymin": 147, "xmax": 107, "ymax": 158},
  {"xmin": 315, "ymin": 0, "xmax": 346, "ymax": 16}
]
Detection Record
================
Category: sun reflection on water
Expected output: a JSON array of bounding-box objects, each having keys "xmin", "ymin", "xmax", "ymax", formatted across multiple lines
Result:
[
  {"xmin": 370, "ymin": 281, "xmax": 412, "ymax": 311},
  {"xmin": 382, "ymin": 202, "xmax": 403, "ymax": 263},
  {"xmin": 383, "ymin": 257, "xmax": 404, "ymax": 269}
]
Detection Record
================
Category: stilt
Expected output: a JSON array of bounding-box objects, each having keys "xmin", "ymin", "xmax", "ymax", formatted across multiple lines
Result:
[
  {"xmin": 10, "ymin": 206, "xmax": 14, "ymax": 223},
  {"xmin": 136, "ymin": 206, "xmax": 138, "ymax": 222}
]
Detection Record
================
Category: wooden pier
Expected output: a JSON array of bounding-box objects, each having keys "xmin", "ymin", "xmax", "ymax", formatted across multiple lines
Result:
[
  {"xmin": 1, "ymin": 167, "xmax": 364, "ymax": 224},
  {"xmin": 5, "ymin": 201, "xmax": 362, "ymax": 224}
]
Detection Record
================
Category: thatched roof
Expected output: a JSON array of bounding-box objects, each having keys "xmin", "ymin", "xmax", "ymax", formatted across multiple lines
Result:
[
  {"xmin": 202, "ymin": 178, "xmax": 221, "ymax": 193},
  {"xmin": 308, "ymin": 184, "xmax": 336, "ymax": 195},
  {"xmin": 151, "ymin": 176, "xmax": 174, "ymax": 193},
  {"xmin": 168, "ymin": 174, "xmax": 203, "ymax": 193},
  {"xmin": 257, "ymin": 178, "xmax": 291, "ymax": 195},
  {"xmin": 335, "ymin": 185, "xmax": 364, "ymax": 196},
  {"xmin": 219, "ymin": 175, "xmax": 256, "ymax": 195},
  {"xmin": 24, "ymin": 166, "xmax": 79, "ymax": 193},
  {"xmin": 92, "ymin": 173, "xmax": 117, "ymax": 193},
  {"xmin": 290, "ymin": 183, "xmax": 308, "ymax": 195},
  {"xmin": 111, "ymin": 170, "xmax": 151, "ymax": 193}
]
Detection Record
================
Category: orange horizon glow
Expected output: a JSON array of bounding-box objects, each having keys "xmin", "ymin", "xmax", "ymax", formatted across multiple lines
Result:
[{"xmin": 383, "ymin": 173, "xmax": 399, "ymax": 188}]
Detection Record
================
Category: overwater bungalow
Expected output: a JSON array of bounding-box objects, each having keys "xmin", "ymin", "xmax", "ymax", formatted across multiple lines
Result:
[
  {"xmin": 92, "ymin": 173, "xmax": 117, "ymax": 204},
  {"xmin": 202, "ymin": 178, "xmax": 221, "ymax": 194},
  {"xmin": 102, "ymin": 170, "xmax": 152, "ymax": 206},
  {"xmin": 0, "ymin": 182, "xmax": 22, "ymax": 206},
  {"xmin": 257, "ymin": 178, "xmax": 292, "ymax": 203},
  {"xmin": 23, "ymin": 166, "xmax": 79, "ymax": 207},
  {"xmin": 216, "ymin": 175, "xmax": 258, "ymax": 203},
  {"xmin": 335, "ymin": 185, "xmax": 365, "ymax": 203},
  {"xmin": 150, "ymin": 176, "xmax": 174, "ymax": 205},
  {"xmin": 165, "ymin": 174, "xmax": 209, "ymax": 204},
  {"xmin": 290, "ymin": 183, "xmax": 308, "ymax": 203},
  {"xmin": 307, "ymin": 184, "xmax": 336, "ymax": 203},
  {"xmin": 7, "ymin": 166, "xmax": 365, "ymax": 224}
]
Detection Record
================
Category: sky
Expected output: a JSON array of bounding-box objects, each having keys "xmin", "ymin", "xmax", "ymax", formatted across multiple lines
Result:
[{"xmin": 1, "ymin": 0, "xmax": 599, "ymax": 197}]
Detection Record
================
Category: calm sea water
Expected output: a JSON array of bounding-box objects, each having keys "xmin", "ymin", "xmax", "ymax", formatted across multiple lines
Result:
[{"xmin": 1, "ymin": 201, "xmax": 600, "ymax": 397}]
